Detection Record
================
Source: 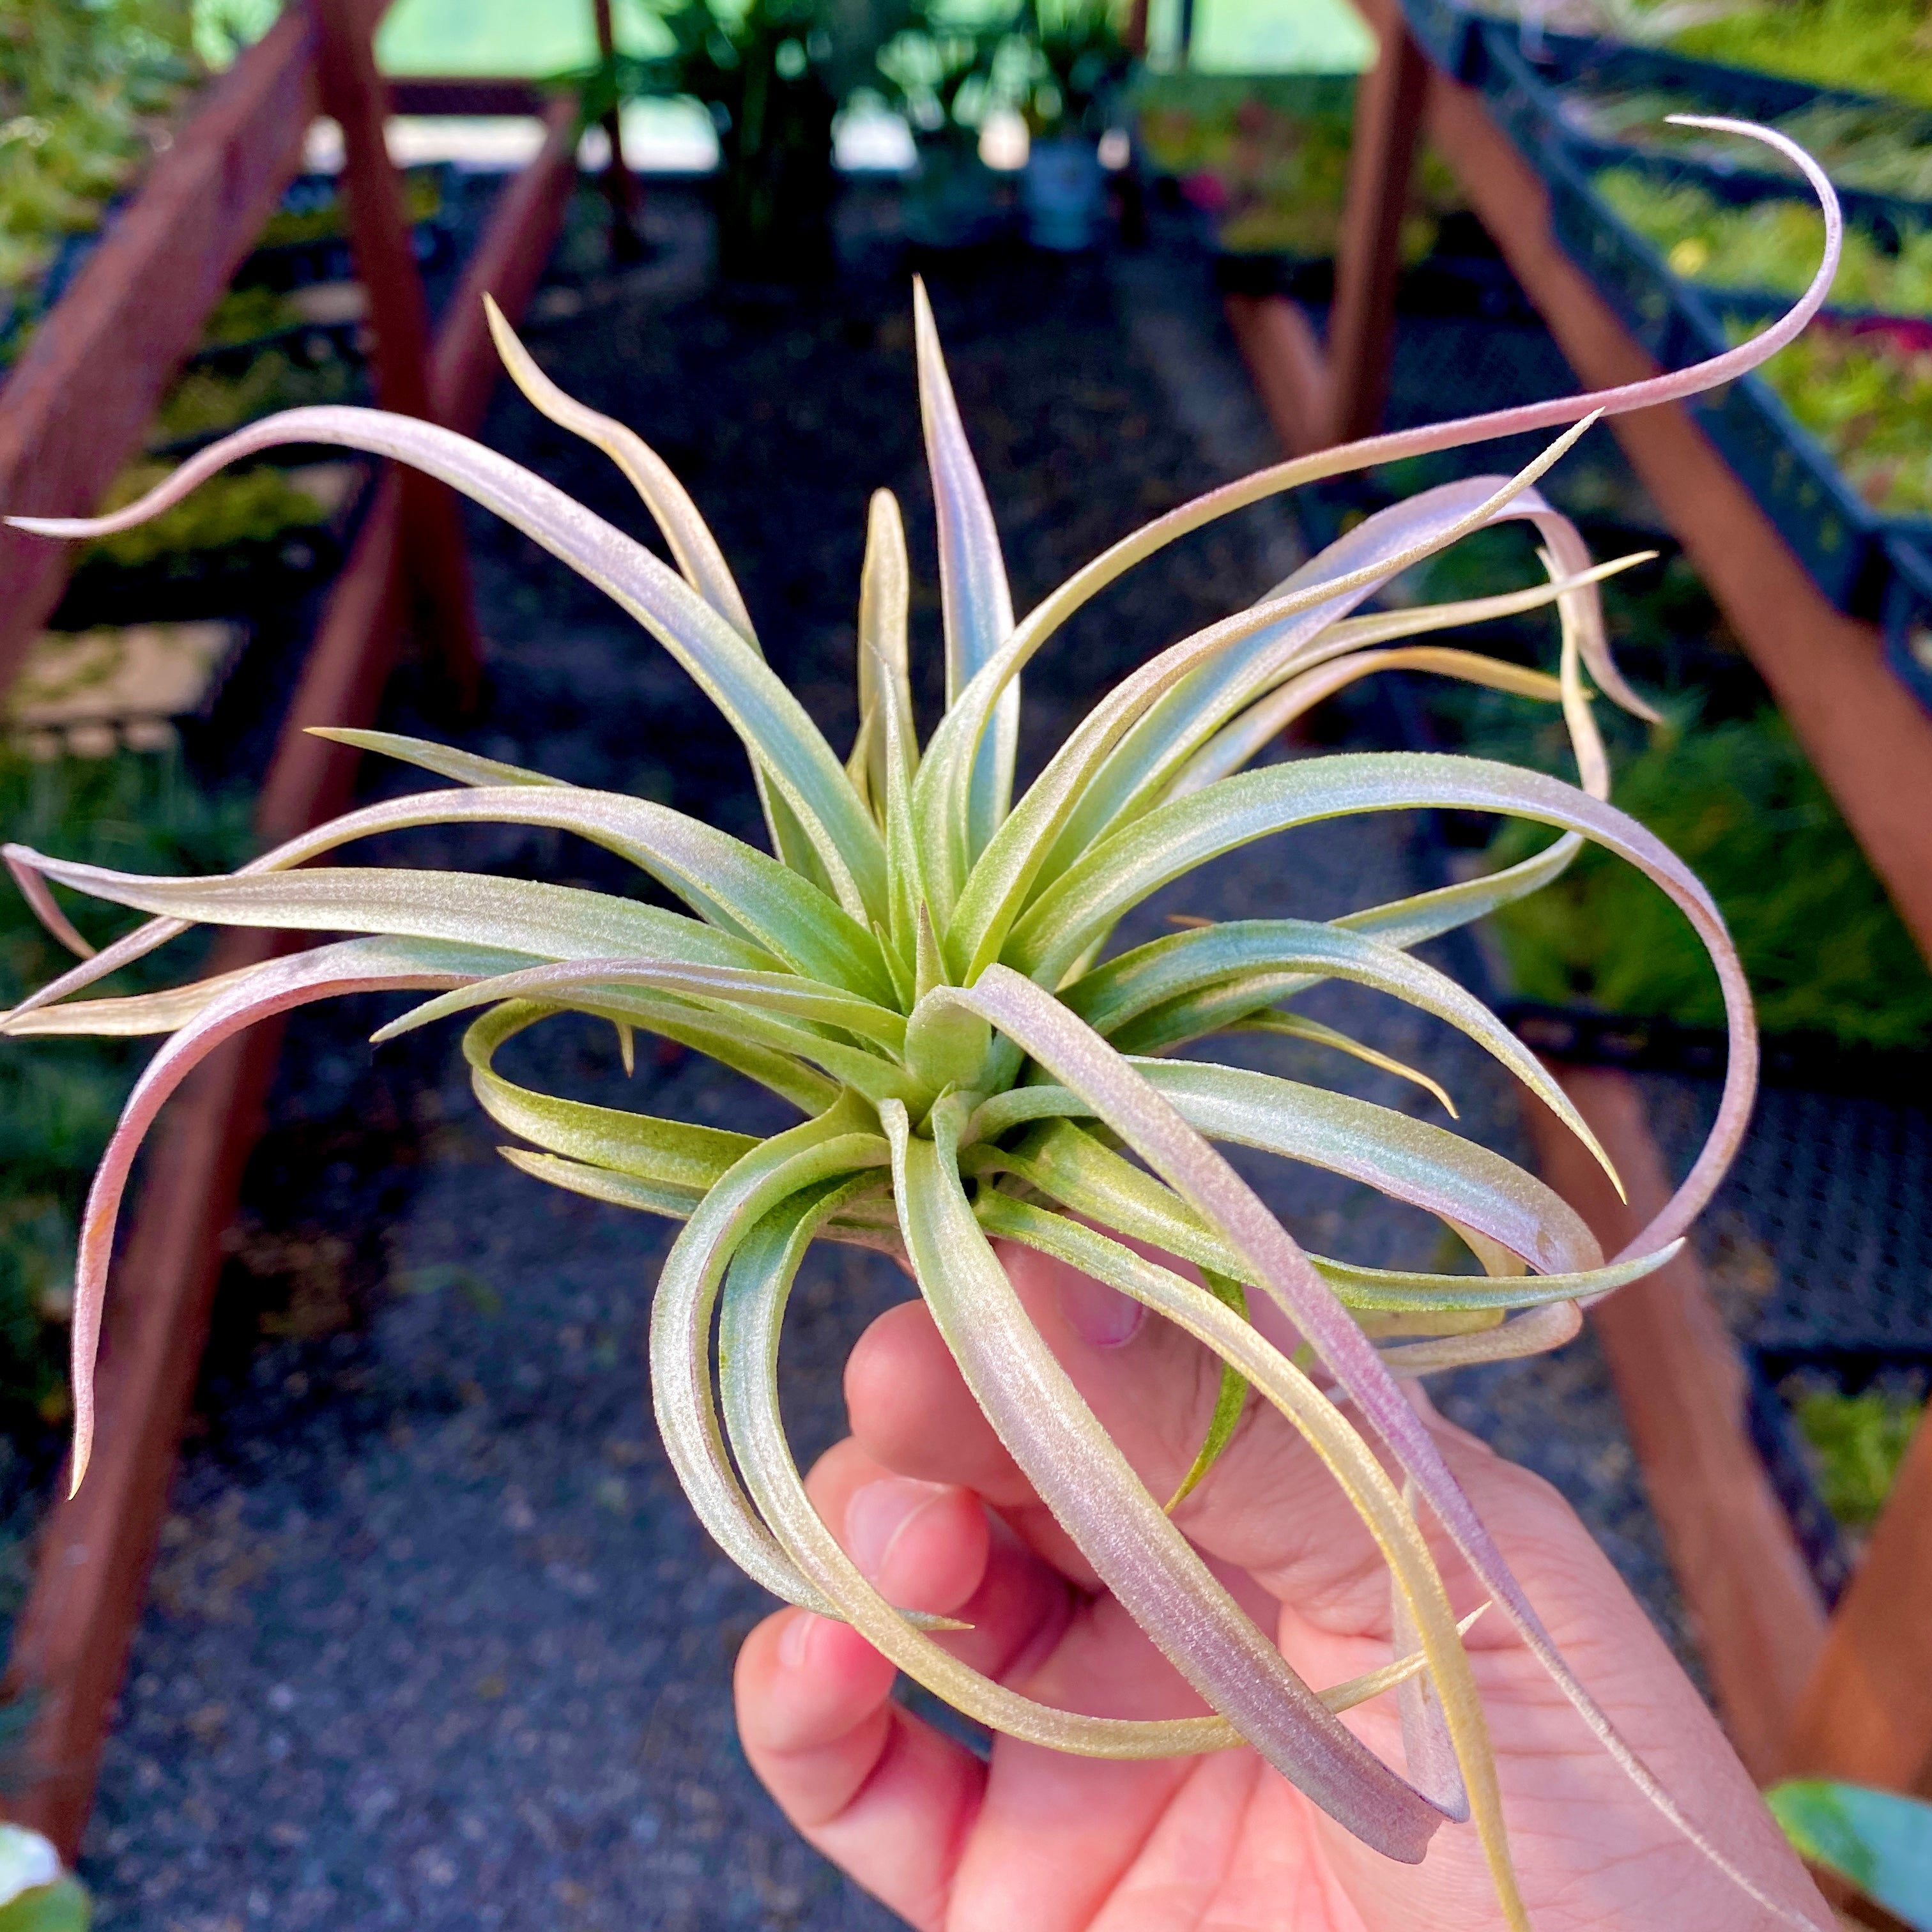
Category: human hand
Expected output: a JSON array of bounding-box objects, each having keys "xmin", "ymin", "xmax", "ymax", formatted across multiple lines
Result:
[{"xmin": 735, "ymin": 1240, "xmax": 1827, "ymax": 1931}]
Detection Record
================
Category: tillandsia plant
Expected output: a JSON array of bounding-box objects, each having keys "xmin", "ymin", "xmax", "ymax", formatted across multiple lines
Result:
[{"xmin": 0, "ymin": 117, "xmax": 1841, "ymax": 1932}]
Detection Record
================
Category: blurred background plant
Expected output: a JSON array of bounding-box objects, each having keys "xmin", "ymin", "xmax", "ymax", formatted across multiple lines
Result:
[
  {"xmin": 1563, "ymin": 89, "xmax": 1932, "ymax": 199},
  {"xmin": 572, "ymin": 0, "xmax": 1141, "ymax": 265},
  {"xmin": 1011, "ymin": 0, "xmax": 1134, "ymax": 249},
  {"xmin": 875, "ymin": 0, "xmax": 1136, "ymax": 249},
  {"xmin": 188, "ymin": 0, "xmax": 285, "ymax": 66},
  {"xmin": 1670, "ymin": 0, "xmax": 1932, "ymax": 109},
  {"xmin": 584, "ymin": 0, "xmax": 918, "ymax": 278},
  {"xmin": 1136, "ymin": 75, "xmax": 1359, "ymax": 258},
  {"xmin": 1383, "ymin": 519, "xmax": 1932, "ymax": 1054},
  {"xmin": 1597, "ymin": 167, "xmax": 1932, "ymax": 313},
  {"xmin": 879, "ymin": 0, "xmax": 1131, "ymax": 151},
  {"xmin": 1723, "ymin": 317, "xmax": 1932, "ymax": 520},
  {"xmin": 1020, "ymin": 0, "xmax": 1134, "ymax": 137},
  {"xmin": 1767, "ymin": 1779, "xmax": 1932, "ymax": 1930},
  {"xmin": 1481, "ymin": 707, "xmax": 1932, "ymax": 1049},
  {"xmin": 0, "ymin": 0, "xmax": 204, "ymax": 356},
  {"xmin": 1430, "ymin": 0, "xmax": 1932, "ymax": 103},
  {"xmin": 1787, "ymin": 1377, "xmax": 1928, "ymax": 1532},
  {"xmin": 876, "ymin": 0, "xmax": 1000, "ymax": 155},
  {"xmin": 1442, "ymin": 0, "xmax": 1747, "ymax": 45},
  {"xmin": 1137, "ymin": 73, "xmax": 1468, "ymax": 263},
  {"xmin": 567, "ymin": 0, "xmax": 1142, "ymax": 262}
]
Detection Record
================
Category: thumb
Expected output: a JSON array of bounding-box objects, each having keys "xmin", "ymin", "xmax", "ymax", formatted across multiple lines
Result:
[{"xmin": 847, "ymin": 1236, "xmax": 1397, "ymax": 1627}]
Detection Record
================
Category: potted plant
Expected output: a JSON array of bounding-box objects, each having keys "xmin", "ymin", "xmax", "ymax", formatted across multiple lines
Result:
[
  {"xmin": 590, "ymin": 0, "xmax": 912, "ymax": 281},
  {"xmin": 1, "ymin": 119, "xmax": 1846, "ymax": 1931},
  {"xmin": 879, "ymin": 0, "xmax": 1018, "ymax": 249},
  {"xmin": 1018, "ymin": 0, "xmax": 1134, "ymax": 250}
]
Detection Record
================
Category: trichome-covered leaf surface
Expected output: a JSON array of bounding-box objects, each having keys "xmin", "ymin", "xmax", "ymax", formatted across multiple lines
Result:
[{"xmin": 1, "ymin": 122, "xmax": 1848, "ymax": 1931}]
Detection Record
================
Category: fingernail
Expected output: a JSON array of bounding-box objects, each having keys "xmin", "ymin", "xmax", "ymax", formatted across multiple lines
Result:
[
  {"xmin": 1058, "ymin": 1268, "xmax": 1146, "ymax": 1348},
  {"xmin": 844, "ymin": 1476, "xmax": 947, "ymax": 1583},
  {"xmin": 778, "ymin": 1611, "xmax": 822, "ymax": 1671}
]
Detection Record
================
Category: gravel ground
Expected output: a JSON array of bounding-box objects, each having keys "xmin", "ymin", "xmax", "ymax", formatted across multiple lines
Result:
[{"xmin": 76, "ymin": 187, "xmax": 1688, "ymax": 1928}]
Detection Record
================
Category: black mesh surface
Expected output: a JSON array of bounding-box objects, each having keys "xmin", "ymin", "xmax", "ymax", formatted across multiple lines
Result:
[{"xmin": 1644, "ymin": 1074, "xmax": 1932, "ymax": 1374}]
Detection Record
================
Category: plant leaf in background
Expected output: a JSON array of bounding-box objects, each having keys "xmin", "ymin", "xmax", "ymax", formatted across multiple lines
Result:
[
  {"xmin": 1768, "ymin": 1781, "xmax": 1932, "ymax": 1931},
  {"xmin": 0, "ymin": 1878, "xmax": 88, "ymax": 1932},
  {"xmin": 0, "ymin": 1824, "xmax": 88, "ymax": 1932},
  {"xmin": 0, "ymin": 120, "xmax": 1850, "ymax": 1932}
]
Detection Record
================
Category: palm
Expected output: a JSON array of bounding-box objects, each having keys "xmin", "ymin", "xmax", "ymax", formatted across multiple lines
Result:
[{"xmin": 736, "ymin": 1244, "xmax": 1820, "ymax": 1931}]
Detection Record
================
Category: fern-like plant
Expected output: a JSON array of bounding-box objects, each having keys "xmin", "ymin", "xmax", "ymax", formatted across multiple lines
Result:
[{"xmin": 2, "ymin": 118, "xmax": 1838, "ymax": 1931}]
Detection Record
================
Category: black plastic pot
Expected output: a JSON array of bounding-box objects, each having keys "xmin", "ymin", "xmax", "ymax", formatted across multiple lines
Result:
[
  {"xmin": 184, "ymin": 314, "xmax": 369, "ymax": 381},
  {"xmin": 903, "ymin": 146, "xmax": 1018, "ymax": 252},
  {"xmin": 234, "ymin": 219, "xmax": 453, "ymax": 295}
]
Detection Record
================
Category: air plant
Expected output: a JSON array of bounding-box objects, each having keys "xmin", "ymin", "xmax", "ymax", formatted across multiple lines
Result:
[{"xmin": 1, "ymin": 118, "xmax": 1837, "ymax": 1932}]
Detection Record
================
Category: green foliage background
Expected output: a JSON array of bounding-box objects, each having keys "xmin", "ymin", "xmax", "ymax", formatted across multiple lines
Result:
[
  {"xmin": 1483, "ymin": 710, "xmax": 1932, "ymax": 1049},
  {"xmin": 0, "ymin": 751, "xmax": 250, "ymax": 1425},
  {"xmin": 1791, "ymin": 1383, "xmax": 1926, "ymax": 1529},
  {"xmin": 0, "ymin": 0, "xmax": 201, "ymax": 307},
  {"xmin": 1673, "ymin": 0, "xmax": 1932, "ymax": 111}
]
